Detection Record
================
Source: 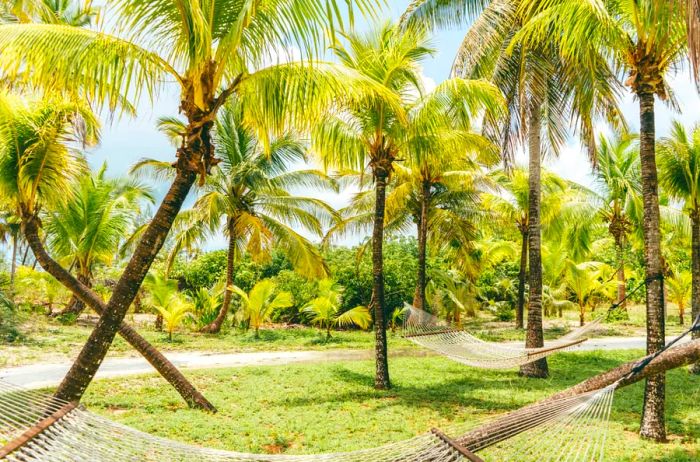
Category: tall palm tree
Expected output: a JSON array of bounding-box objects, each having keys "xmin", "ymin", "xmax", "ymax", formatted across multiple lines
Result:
[
  {"xmin": 312, "ymin": 22, "xmax": 503, "ymax": 389},
  {"xmin": 403, "ymin": 0, "xmax": 623, "ymax": 379},
  {"xmin": 593, "ymin": 133, "xmax": 641, "ymax": 312},
  {"xmin": 0, "ymin": 92, "xmax": 215, "ymax": 410},
  {"xmin": 45, "ymin": 165, "xmax": 154, "ymax": 317},
  {"xmin": 0, "ymin": 0, "xmax": 382, "ymax": 403},
  {"xmin": 484, "ymin": 168, "xmax": 567, "ymax": 329},
  {"xmin": 139, "ymin": 100, "xmax": 337, "ymax": 334},
  {"xmin": 514, "ymin": 0, "xmax": 688, "ymax": 441},
  {"xmin": 327, "ymin": 87, "xmax": 502, "ymax": 314},
  {"xmin": 658, "ymin": 121, "xmax": 700, "ymax": 372}
]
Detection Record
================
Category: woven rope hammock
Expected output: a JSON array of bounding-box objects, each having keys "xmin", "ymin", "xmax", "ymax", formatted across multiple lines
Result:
[
  {"xmin": 402, "ymin": 305, "xmax": 600, "ymax": 369},
  {"xmin": 0, "ymin": 378, "xmax": 616, "ymax": 461}
]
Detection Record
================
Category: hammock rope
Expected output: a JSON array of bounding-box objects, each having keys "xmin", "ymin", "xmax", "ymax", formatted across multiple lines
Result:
[
  {"xmin": 402, "ymin": 305, "xmax": 597, "ymax": 369},
  {"xmin": 0, "ymin": 378, "xmax": 617, "ymax": 462}
]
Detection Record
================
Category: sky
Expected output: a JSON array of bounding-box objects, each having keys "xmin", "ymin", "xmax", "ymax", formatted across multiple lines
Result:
[{"xmin": 85, "ymin": 1, "xmax": 700, "ymax": 249}]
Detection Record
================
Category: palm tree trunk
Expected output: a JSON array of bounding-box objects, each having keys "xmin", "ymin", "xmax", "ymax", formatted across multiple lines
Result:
[
  {"xmin": 637, "ymin": 91, "xmax": 667, "ymax": 442},
  {"xmin": 21, "ymin": 213, "xmax": 215, "ymax": 411},
  {"xmin": 520, "ymin": 102, "xmax": 549, "ymax": 379},
  {"xmin": 54, "ymin": 166, "xmax": 200, "ymax": 404},
  {"xmin": 9, "ymin": 233, "xmax": 17, "ymax": 290},
  {"xmin": 412, "ymin": 180, "xmax": 430, "ymax": 311},
  {"xmin": 58, "ymin": 271, "xmax": 92, "ymax": 318},
  {"xmin": 202, "ymin": 221, "xmax": 236, "ymax": 334},
  {"xmin": 372, "ymin": 168, "xmax": 391, "ymax": 390},
  {"xmin": 517, "ymin": 227, "xmax": 528, "ymax": 329},
  {"xmin": 616, "ymin": 238, "xmax": 627, "ymax": 310},
  {"xmin": 690, "ymin": 211, "xmax": 700, "ymax": 373}
]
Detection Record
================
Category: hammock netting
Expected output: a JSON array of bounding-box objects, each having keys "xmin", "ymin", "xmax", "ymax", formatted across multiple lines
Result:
[
  {"xmin": 402, "ymin": 306, "xmax": 600, "ymax": 369},
  {"xmin": 0, "ymin": 378, "xmax": 616, "ymax": 461}
]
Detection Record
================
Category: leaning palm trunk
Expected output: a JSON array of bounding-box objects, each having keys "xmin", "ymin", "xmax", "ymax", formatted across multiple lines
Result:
[
  {"xmin": 54, "ymin": 157, "xmax": 202, "ymax": 403},
  {"xmin": 520, "ymin": 103, "xmax": 549, "ymax": 379},
  {"xmin": 637, "ymin": 91, "xmax": 667, "ymax": 441},
  {"xmin": 690, "ymin": 212, "xmax": 700, "ymax": 373},
  {"xmin": 516, "ymin": 226, "xmax": 528, "ymax": 329},
  {"xmin": 202, "ymin": 223, "xmax": 236, "ymax": 334},
  {"xmin": 412, "ymin": 181, "xmax": 430, "ymax": 311},
  {"xmin": 21, "ymin": 215, "xmax": 215, "ymax": 411},
  {"xmin": 58, "ymin": 272, "xmax": 92, "ymax": 318},
  {"xmin": 372, "ymin": 164, "xmax": 391, "ymax": 390}
]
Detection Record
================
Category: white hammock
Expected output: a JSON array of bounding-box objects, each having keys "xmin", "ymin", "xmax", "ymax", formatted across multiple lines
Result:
[
  {"xmin": 403, "ymin": 305, "xmax": 600, "ymax": 369},
  {"xmin": 0, "ymin": 379, "xmax": 616, "ymax": 461}
]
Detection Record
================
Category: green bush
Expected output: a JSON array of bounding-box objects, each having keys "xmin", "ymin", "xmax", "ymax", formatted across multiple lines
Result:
[{"xmin": 0, "ymin": 291, "xmax": 20, "ymax": 342}]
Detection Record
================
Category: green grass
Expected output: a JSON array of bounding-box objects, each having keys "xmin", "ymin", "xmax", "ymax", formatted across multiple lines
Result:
[{"xmin": 78, "ymin": 351, "xmax": 699, "ymax": 461}]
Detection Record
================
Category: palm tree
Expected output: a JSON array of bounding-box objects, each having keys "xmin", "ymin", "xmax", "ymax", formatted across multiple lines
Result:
[
  {"xmin": 564, "ymin": 261, "xmax": 615, "ymax": 326},
  {"xmin": 312, "ymin": 22, "xmax": 503, "ymax": 389},
  {"xmin": 667, "ymin": 270, "xmax": 691, "ymax": 326},
  {"xmin": 0, "ymin": 0, "xmax": 382, "ymax": 403},
  {"xmin": 593, "ymin": 133, "xmax": 640, "ymax": 312},
  {"xmin": 234, "ymin": 279, "xmax": 293, "ymax": 338},
  {"xmin": 144, "ymin": 273, "xmax": 190, "ymax": 341},
  {"xmin": 303, "ymin": 279, "xmax": 371, "ymax": 339},
  {"xmin": 514, "ymin": 0, "xmax": 688, "ymax": 441},
  {"xmin": 45, "ymin": 165, "xmax": 154, "ymax": 317},
  {"xmin": 0, "ymin": 92, "xmax": 215, "ymax": 410},
  {"xmin": 403, "ymin": 0, "xmax": 623, "ymax": 379},
  {"xmin": 139, "ymin": 100, "xmax": 337, "ymax": 334},
  {"xmin": 658, "ymin": 121, "xmax": 700, "ymax": 371},
  {"xmin": 484, "ymin": 168, "xmax": 568, "ymax": 329}
]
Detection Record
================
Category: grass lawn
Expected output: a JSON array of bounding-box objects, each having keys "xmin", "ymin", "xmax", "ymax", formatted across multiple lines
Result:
[
  {"xmin": 78, "ymin": 351, "xmax": 699, "ymax": 461},
  {"xmin": 0, "ymin": 302, "xmax": 689, "ymax": 368}
]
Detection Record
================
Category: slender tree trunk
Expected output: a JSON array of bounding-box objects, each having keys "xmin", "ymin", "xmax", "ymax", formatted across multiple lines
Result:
[
  {"xmin": 20, "ymin": 241, "xmax": 29, "ymax": 266},
  {"xmin": 637, "ymin": 91, "xmax": 666, "ymax": 442},
  {"xmin": 412, "ymin": 181, "xmax": 430, "ymax": 311},
  {"xmin": 372, "ymin": 168, "xmax": 391, "ymax": 390},
  {"xmin": 520, "ymin": 103, "xmax": 549, "ymax": 379},
  {"xmin": 202, "ymin": 221, "xmax": 235, "ymax": 334},
  {"xmin": 9, "ymin": 233, "xmax": 17, "ymax": 290},
  {"xmin": 678, "ymin": 301, "xmax": 685, "ymax": 326},
  {"xmin": 616, "ymin": 238, "xmax": 627, "ymax": 310},
  {"xmin": 54, "ymin": 166, "xmax": 199, "ymax": 404},
  {"xmin": 516, "ymin": 227, "xmax": 528, "ymax": 329},
  {"xmin": 690, "ymin": 212, "xmax": 700, "ymax": 373},
  {"xmin": 21, "ymin": 214, "xmax": 215, "ymax": 411},
  {"xmin": 579, "ymin": 304, "xmax": 585, "ymax": 327}
]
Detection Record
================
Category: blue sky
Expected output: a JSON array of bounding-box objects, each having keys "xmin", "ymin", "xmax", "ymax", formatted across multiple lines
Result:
[{"xmin": 86, "ymin": 1, "xmax": 700, "ymax": 248}]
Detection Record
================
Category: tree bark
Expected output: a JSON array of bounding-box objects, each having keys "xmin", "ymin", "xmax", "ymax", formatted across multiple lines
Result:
[
  {"xmin": 372, "ymin": 169, "xmax": 391, "ymax": 390},
  {"xmin": 412, "ymin": 180, "xmax": 430, "ymax": 312},
  {"xmin": 57, "ymin": 271, "xmax": 91, "ymax": 318},
  {"xmin": 53, "ymin": 167, "xmax": 200, "ymax": 404},
  {"xmin": 21, "ymin": 214, "xmax": 215, "ymax": 411},
  {"xmin": 616, "ymin": 238, "xmax": 627, "ymax": 310},
  {"xmin": 520, "ymin": 102, "xmax": 549, "ymax": 379},
  {"xmin": 9, "ymin": 233, "xmax": 17, "ymax": 290},
  {"xmin": 457, "ymin": 338, "xmax": 700, "ymax": 452},
  {"xmin": 202, "ymin": 220, "xmax": 236, "ymax": 334},
  {"xmin": 637, "ymin": 91, "xmax": 666, "ymax": 442},
  {"xmin": 516, "ymin": 228, "xmax": 528, "ymax": 329},
  {"xmin": 690, "ymin": 212, "xmax": 700, "ymax": 373}
]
